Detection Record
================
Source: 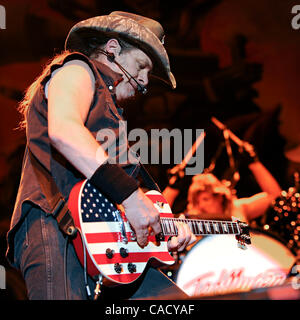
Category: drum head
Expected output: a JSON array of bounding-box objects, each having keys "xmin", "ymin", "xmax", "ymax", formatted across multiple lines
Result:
[{"xmin": 176, "ymin": 231, "xmax": 295, "ymax": 297}]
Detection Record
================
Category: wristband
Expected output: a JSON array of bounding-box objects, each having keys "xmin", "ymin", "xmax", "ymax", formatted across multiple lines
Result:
[
  {"xmin": 89, "ymin": 163, "xmax": 139, "ymax": 204},
  {"xmin": 245, "ymin": 152, "xmax": 259, "ymax": 166},
  {"xmin": 239, "ymin": 145, "xmax": 259, "ymax": 166}
]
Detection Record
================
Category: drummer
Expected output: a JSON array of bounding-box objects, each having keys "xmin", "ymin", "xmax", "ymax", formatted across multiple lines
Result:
[{"xmin": 163, "ymin": 142, "xmax": 282, "ymax": 224}]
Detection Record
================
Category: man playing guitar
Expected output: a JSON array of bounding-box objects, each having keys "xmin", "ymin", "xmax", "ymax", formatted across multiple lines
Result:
[{"xmin": 6, "ymin": 12, "xmax": 195, "ymax": 300}]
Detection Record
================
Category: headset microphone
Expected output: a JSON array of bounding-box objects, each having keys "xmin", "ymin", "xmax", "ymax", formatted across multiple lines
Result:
[
  {"xmin": 101, "ymin": 50, "xmax": 147, "ymax": 95},
  {"xmin": 136, "ymin": 82, "xmax": 147, "ymax": 95}
]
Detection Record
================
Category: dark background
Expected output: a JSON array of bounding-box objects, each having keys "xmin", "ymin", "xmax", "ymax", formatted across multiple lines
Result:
[{"xmin": 0, "ymin": 0, "xmax": 300, "ymax": 299}]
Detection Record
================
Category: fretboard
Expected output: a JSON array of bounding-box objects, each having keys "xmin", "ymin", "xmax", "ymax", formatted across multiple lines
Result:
[{"xmin": 160, "ymin": 217, "xmax": 241, "ymax": 236}]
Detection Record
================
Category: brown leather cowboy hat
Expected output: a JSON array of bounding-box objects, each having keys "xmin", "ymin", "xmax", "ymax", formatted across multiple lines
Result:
[{"xmin": 65, "ymin": 11, "xmax": 176, "ymax": 89}]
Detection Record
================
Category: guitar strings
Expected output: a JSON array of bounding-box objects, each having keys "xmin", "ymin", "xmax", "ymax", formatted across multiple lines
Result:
[{"xmin": 160, "ymin": 217, "xmax": 241, "ymax": 236}]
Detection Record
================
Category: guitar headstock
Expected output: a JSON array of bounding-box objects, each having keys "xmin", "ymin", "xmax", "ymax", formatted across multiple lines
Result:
[{"xmin": 233, "ymin": 219, "xmax": 251, "ymax": 249}]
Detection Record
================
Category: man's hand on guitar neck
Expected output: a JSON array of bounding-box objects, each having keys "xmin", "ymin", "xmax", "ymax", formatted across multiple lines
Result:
[
  {"xmin": 122, "ymin": 189, "xmax": 195, "ymax": 251},
  {"xmin": 168, "ymin": 214, "xmax": 197, "ymax": 252}
]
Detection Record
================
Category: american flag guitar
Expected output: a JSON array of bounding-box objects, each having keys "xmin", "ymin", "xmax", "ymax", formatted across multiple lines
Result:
[{"xmin": 68, "ymin": 179, "xmax": 251, "ymax": 285}]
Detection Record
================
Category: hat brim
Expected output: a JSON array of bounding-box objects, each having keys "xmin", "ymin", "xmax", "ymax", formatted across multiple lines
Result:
[{"xmin": 65, "ymin": 15, "xmax": 176, "ymax": 89}]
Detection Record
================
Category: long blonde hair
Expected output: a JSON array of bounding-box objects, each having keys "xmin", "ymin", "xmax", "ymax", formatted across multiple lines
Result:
[
  {"xmin": 17, "ymin": 50, "xmax": 72, "ymax": 130},
  {"xmin": 187, "ymin": 173, "xmax": 233, "ymax": 216},
  {"xmin": 17, "ymin": 34, "xmax": 135, "ymax": 130}
]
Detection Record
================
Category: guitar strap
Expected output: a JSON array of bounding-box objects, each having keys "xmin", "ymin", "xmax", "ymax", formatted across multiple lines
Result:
[
  {"xmin": 138, "ymin": 163, "xmax": 161, "ymax": 193},
  {"xmin": 28, "ymin": 148, "xmax": 77, "ymax": 237}
]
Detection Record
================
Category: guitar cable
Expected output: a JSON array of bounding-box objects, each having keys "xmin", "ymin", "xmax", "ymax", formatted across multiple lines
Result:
[
  {"xmin": 76, "ymin": 227, "xmax": 93, "ymax": 300},
  {"xmin": 62, "ymin": 227, "xmax": 93, "ymax": 300},
  {"xmin": 64, "ymin": 224, "xmax": 101, "ymax": 300},
  {"xmin": 63, "ymin": 236, "xmax": 70, "ymax": 300}
]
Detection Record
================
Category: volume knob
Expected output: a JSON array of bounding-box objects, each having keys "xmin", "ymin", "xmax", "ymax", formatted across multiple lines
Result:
[
  {"xmin": 127, "ymin": 263, "xmax": 136, "ymax": 273},
  {"xmin": 105, "ymin": 248, "xmax": 114, "ymax": 259},
  {"xmin": 114, "ymin": 263, "xmax": 122, "ymax": 274},
  {"xmin": 120, "ymin": 247, "xmax": 129, "ymax": 258}
]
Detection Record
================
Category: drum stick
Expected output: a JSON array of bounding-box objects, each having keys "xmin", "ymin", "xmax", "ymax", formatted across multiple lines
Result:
[
  {"xmin": 182, "ymin": 131, "xmax": 206, "ymax": 168},
  {"xmin": 211, "ymin": 116, "xmax": 244, "ymax": 147},
  {"xmin": 169, "ymin": 131, "xmax": 206, "ymax": 175}
]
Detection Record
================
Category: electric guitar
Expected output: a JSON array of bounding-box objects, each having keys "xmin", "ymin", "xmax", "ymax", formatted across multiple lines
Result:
[{"xmin": 69, "ymin": 179, "xmax": 251, "ymax": 285}]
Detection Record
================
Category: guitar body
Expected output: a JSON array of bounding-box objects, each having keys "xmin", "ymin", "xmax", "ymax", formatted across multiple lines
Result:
[{"xmin": 69, "ymin": 179, "xmax": 175, "ymax": 285}]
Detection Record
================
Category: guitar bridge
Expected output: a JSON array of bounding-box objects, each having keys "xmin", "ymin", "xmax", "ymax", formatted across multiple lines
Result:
[
  {"xmin": 120, "ymin": 223, "xmax": 128, "ymax": 244},
  {"xmin": 130, "ymin": 232, "xmax": 136, "ymax": 241},
  {"xmin": 116, "ymin": 210, "xmax": 128, "ymax": 244}
]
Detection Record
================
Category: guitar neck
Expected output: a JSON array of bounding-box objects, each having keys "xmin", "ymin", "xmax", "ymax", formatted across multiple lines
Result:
[{"xmin": 160, "ymin": 217, "xmax": 241, "ymax": 236}]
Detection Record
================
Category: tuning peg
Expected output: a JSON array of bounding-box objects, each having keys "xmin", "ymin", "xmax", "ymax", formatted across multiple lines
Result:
[{"xmin": 237, "ymin": 241, "xmax": 247, "ymax": 250}]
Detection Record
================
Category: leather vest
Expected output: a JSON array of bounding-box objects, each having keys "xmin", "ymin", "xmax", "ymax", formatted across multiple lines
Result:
[{"xmin": 7, "ymin": 52, "xmax": 140, "ymax": 263}]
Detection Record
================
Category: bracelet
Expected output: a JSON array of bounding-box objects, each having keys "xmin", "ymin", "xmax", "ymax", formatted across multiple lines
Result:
[{"xmin": 89, "ymin": 163, "xmax": 139, "ymax": 204}]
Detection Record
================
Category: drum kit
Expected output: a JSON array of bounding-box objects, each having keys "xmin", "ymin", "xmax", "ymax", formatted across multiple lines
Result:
[
  {"xmin": 167, "ymin": 186, "xmax": 299, "ymax": 299},
  {"xmin": 165, "ymin": 118, "xmax": 300, "ymax": 299},
  {"xmin": 260, "ymin": 186, "xmax": 300, "ymax": 255}
]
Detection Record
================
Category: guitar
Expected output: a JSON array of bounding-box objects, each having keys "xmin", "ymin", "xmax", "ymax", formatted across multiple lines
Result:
[{"xmin": 69, "ymin": 179, "xmax": 251, "ymax": 285}]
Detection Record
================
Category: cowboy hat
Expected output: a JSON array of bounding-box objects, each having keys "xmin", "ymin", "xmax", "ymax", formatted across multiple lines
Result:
[{"xmin": 65, "ymin": 11, "xmax": 176, "ymax": 89}]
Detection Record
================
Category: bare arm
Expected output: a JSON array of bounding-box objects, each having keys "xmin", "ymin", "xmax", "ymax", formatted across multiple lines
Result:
[
  {"xmin": 239, "ymin": 148, "xmax": 282, "ymax": 221},
  {"xmin": 248, "ymin": 161, "xmax": 281, "ymax": 199},
  {"xmin": 48, "ymin": 60, "xmax": 108, "ymax": 178},
  {"xmin": 236, "ymin": 192, "xmax": 274, "ymax": 221}
]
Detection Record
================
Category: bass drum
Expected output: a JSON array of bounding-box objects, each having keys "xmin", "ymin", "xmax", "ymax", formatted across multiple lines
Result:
[{"xmin": 175, "ymin": 230, "xmax": 295, "ymax": 297}]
